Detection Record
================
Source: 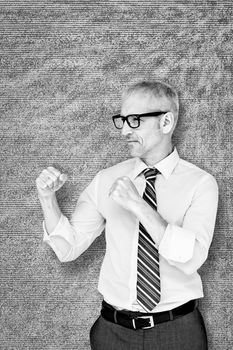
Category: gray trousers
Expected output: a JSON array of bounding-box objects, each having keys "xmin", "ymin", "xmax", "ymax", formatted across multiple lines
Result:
[{"xmin": 90, "ymin": 308, "xmax": 208, "ymax": 350}]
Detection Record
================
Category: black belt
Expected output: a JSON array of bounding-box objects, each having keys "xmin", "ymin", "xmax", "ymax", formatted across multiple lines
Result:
[{"xmin": 101, "ymin": 300, "xmax": 198, "ymax": 330}]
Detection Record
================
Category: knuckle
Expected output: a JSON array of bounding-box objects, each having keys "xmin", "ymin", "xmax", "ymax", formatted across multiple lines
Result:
[
  {"xmin": 38, "ymin": 174, "xmax": 44, "ymax": 182},
  {"xmin": 49, "ymin": 166, "xmax": 60, "ymax": 176},
  {"xmin": 42, "ymin": 169, "xmax": 50, "ymax": 176}
]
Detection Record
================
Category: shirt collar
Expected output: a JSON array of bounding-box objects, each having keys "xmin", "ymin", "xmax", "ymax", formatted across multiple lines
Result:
[{"xmin": 128, "ymin": 147, "xmax": 180, "ymax": 180}]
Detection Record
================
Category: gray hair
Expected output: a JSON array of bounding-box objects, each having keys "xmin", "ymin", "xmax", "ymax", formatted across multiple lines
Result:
[{"xmin": 123, "ymin": 80, "xmax": 179, "ymax": 118}]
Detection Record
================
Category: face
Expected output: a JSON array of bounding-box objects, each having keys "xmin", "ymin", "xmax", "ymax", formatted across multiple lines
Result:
[{"xmin": 120, "ymin": 92, "xmax": 168, "ymax": 160}]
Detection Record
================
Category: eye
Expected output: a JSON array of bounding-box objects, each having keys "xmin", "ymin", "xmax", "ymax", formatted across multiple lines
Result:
[
  {"xmin": 138, "ymin": 117, "xmax": 145, "ymax": 122},
  {"xmin": 131, "ymin": 116, "xmax": 140, "ymax": 122},
  {"xmin": 128, "ymin": 116, "xmax": 140, "ymax": 126}
]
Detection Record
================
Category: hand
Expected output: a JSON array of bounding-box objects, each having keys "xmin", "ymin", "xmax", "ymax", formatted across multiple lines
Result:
[
  {"xmin": 36, "ymin": 166, "xmax": 68, "ymax": 199},
  {"xmin": 109, "ymin": 176, "xmax": 142, "ymax": 213}
]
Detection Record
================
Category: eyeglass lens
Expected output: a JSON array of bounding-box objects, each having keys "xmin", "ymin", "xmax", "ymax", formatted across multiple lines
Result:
[{"xmin": 114, "ymin": 116, "xmax": 140, "ymax": 129}]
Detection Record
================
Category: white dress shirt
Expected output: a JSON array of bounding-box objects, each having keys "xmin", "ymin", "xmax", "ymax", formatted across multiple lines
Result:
[{"xmin": 43, "ymin": 148, "xmax": 218, "ymax": 312}]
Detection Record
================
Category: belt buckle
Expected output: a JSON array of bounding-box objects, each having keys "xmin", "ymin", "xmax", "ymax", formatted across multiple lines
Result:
[{"xmin": 138, "ymin": 315, "xmax": 155, "ymax": 329}]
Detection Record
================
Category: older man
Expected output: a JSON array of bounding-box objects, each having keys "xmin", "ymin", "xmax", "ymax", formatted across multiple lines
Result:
[{"xmin": 36, "ymin": 81, "xmax": 218, "ymax": 349}]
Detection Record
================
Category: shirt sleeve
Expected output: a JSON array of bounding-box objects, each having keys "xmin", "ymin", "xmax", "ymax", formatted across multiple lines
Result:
[
  {"xmin": 43, "ymin": 171, "xmax": 105, "ymax": 262},
  {"xmin": 158, "ymin": 173, "xmax": 219, "ymax": 274}
]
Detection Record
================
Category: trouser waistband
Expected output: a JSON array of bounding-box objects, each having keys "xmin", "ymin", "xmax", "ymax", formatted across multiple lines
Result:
[{"xmin": 101, "ymin": 299, "xmax": 198, "ymax": 330}]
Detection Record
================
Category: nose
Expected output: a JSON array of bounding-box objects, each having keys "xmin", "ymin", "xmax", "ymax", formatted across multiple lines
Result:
[{"xmin": 121, "ymin": 120, "xmax": 133, "ymax": 136}]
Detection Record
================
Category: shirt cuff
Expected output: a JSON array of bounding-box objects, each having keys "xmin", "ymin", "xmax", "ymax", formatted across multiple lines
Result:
[
  {"xmin": 159, "ymin": 224, "xmax": 196, "ymax": 263},
  {"xmin": 42, "ymin": 214, "xmax": 64, "ymax": 242}
]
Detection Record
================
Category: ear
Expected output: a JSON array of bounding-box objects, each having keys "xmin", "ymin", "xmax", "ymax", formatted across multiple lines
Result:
[{"xmin": 160, "ymin": 112, "xmax": 174, "ymax": 134}]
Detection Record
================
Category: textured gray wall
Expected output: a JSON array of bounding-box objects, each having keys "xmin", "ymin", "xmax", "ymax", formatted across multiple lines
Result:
[{"xmin": 1, "ymin": 1, "xmax": 233, "ymax": 349}]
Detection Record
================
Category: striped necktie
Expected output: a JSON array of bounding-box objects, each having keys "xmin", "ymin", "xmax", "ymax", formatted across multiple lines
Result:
[{"xmin": 136, "ymin": 168, "xmax": 161, "ymax": 312}]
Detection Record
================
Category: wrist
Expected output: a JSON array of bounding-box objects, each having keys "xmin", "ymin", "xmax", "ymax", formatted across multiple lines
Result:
[
  {"xmin": 134, "ymin": 199, "xmax": 167, "ymax": 245},
  {"xmin": 131, "ymin": 197, "xmax": 148, "ymax": 217},
  {"xmin": 38, "ymin": 191, "xmax": 57, "ymax": 204}
]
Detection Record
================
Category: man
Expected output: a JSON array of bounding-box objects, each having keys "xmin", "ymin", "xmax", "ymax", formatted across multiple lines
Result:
[{"xmin": 36, "ymin": 81, "xmax": 218, "ymax": 349}]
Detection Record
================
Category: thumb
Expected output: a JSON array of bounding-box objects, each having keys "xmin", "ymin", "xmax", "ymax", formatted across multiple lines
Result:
[{"xmin": 59, "ymin": 173, "xmax": 68, "ymax": 183}]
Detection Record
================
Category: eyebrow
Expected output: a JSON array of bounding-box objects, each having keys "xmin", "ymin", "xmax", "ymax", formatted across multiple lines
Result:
[{"xmin": 119, "ymin": 111, "xmax": 168, "ymax": 117}]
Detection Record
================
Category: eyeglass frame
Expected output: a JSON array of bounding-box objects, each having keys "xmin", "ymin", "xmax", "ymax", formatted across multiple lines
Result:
[{"xmin": 112, "ymin": 111, "xmax": 168, "ymax": 129}]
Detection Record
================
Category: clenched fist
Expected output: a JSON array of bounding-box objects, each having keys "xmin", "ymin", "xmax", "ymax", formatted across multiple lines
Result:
[
  {"xmin": 109, "ymin": 176, "xmax": 142, "ymax": 213},
  {"xmin": 36, "ymin": 166, "xmax": 68, "ymax": 198}
]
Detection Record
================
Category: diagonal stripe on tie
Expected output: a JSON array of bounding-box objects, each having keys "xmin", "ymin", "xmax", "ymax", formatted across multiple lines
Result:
[
  {"xmin": 138, "ymin": 240, "xmax": 159, "ymax": 264},
  {"xmin": 145, "ymin": 183, "xmax": 156, "ymax": 199},
  {"xmin": 146, "ymin": 180, "xmax": 157, "ymax": 192},
  {"xmin": 138, "ymin": 236, "xmax": 159, "ymax": 262},
  {"xmin": 137, "ymin": 278, "xmax": 160, "ymax": 302},
  {"xmin": 144, "ymin": 191, "xmax": 157, "ymax": 208},
  {"xmin": 139, "ymin": 222, "xmax": 155, "ymax": 242},
  {"xmin": 138, "ymin": 256, "xmax": 160, "ymax": 286},
  {"xmin": 139, "ymin": 223, "xmax": 156, "ymax": 242},
  {"xmin": 144, "ymin": 186, "xmax": 157, "ymax": 208},
  {"xmin": 137, "ymin": 288, "xmax": 156, "ymax": 311},
  {"xmin": 139, "ymin": 232, "xmax": 160, "ymax": 258},
  {"xmin": 137, "ymin": 274, "xmax": 161, "ymax": 298},
  {"xmin": 137, "ymin": 257, "xmax": 160, "ymax": 283},
  {"xmin": 137, "ymin": 282, "xmax": 160, "ymax": 303},
  {"xmin": 136, "ymin": 167, "xmax": 161, "ymax": 311},
  {"xmin": 137, "ymin": 284, "xmax": 160, "ymax": 311},
  {"xmin": 137, "ymin": 281, "xmax": 160, "ymax": 304},
  {"xmin": 138, "ymin": 247, "xmax": 160, "ymax": 272},
  {"xmin": 138, "ymin": 264, "xmax": 160, "ymax": 289}
]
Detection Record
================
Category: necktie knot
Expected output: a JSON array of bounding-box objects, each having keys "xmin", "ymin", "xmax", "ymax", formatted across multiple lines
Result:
[{"xmin": 143, "ymin": 168, "xmax": 159, "ymax": 181}]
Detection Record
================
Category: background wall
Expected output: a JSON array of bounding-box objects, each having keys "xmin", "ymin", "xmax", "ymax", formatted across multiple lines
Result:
[{"xmin": 1, "ymin": 1, "xmax": 232, "ymax": 349}]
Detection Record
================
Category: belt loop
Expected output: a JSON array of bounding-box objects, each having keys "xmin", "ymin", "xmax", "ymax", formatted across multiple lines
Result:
[
  {"xmin": 169, "ymin": 310, "xmax": 174, "ymax": 321},
  {"xmin": 114, "ymin": 310, "xmax": 118, "ymax": 324}
]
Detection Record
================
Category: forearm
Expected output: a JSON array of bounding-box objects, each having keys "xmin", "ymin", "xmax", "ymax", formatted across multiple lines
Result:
[
  {"xmin": 40, "ymin": 172, "xmax": 106, "ymax": 262},
  {"xmin": 132, "ymin": 199, "xmax": 168, "ymax": 245},
  {"xmin": 135, "ymin": 203, "xmax": 207, "ymax": 274},
  {"xmin": 38, "ymin": 193, "xmax": 62, "ymax": 234}
]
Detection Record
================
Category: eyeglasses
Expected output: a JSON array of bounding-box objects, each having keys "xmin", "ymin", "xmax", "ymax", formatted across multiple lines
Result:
[{"xmin": 112, "ymin": 111, "xmax": 168, "ymax": 129}]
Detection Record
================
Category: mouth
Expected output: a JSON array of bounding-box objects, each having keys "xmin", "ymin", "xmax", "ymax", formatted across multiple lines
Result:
[
  {"xmin": 126, "ymin": 141, "xmax": 140, "ymax": 149},
  {"xmin": 127, "ymin": 140, "xmax": 139, "ymax": 143}
]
